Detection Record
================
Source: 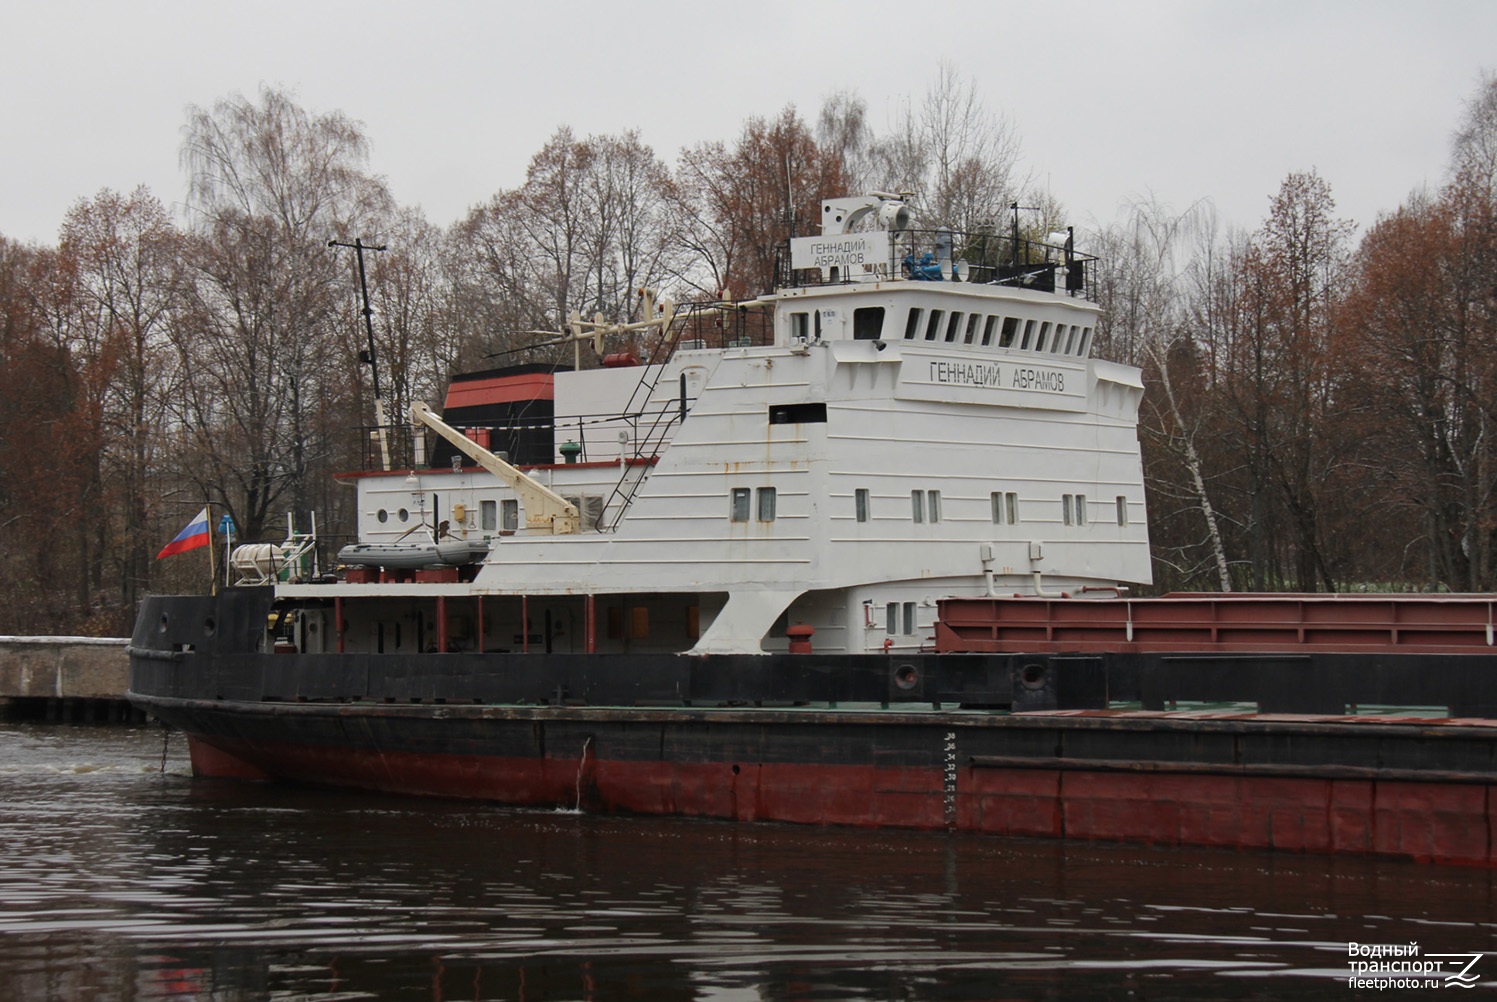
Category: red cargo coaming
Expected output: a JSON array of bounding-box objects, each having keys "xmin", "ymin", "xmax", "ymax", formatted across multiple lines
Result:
[{"xmin": 937, "ymin": 593, "xmax": 1497, "ymax": 655}]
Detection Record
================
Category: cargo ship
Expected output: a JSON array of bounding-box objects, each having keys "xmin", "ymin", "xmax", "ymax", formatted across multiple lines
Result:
[{"xmin": 128, "ymin": 193, "xmax": 1497, "ymax": 865}]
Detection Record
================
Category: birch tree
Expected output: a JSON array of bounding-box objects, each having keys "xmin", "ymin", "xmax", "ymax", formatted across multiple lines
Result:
[
  {"xmin": 176, "ymin": 86, "xmax": 391, "ymax": 539},
  {"xmin": 1094, "ymin": 199, "xmax": 1234, "ymax": 591}
]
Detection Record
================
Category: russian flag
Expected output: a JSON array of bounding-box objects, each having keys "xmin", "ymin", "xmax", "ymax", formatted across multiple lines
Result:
[{"xmin": 156, "ymin": 507, "xmax": 212, "ymax": 559}]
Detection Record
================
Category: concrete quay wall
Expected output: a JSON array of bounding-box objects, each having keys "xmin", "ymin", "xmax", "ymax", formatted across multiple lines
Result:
[{"xmin": 0, "ymin": 637, "xmax": 135, "ymax": 721}]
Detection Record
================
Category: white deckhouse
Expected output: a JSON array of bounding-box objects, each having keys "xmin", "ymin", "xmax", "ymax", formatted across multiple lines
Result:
[{"xmin": 278, "ymin": 193, "xmax": 1151, "ymax": 658}]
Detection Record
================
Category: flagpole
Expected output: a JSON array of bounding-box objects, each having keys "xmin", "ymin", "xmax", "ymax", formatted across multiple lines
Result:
[
  {"xmin": 207, "ymin": 501, "xmax": 218, "ymax": 596},
  {"xmin": 223, "ymin": 516, "xmax": 234, "ymax": 590}
]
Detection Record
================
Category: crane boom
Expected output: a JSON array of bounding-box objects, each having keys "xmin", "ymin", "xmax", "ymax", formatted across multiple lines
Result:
[{"xmin": 410, "ymin": 401, "xmax": 580, "ymax": 535}]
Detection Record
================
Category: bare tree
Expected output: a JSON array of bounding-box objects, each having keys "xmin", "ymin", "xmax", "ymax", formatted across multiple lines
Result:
[
  {"xmin": 870, "ymin": 63, "xmax": 1025, "ymax": 232},
  {"xmin": 674, "ymin": 106, "xmax": 848, "ymax": 299},
  {"xmin": 454, "ymin": 128, "xmax": 680, "ymax": 369},
  {"xmin": 1218, "ymin": 171, "xmax": 1354, "ymax": 590},
  {"xmin": 58, "ymin": 187, "xmax": 188, "ymax": 611},
  {"xmin": 176, "ymin": 87, "xmax": 391, "ymax": 539},
  {"xmin": 1094, "ymin": 198, "xmax": 1234, "ymax": 591},
  {"xmin": 817, "ymin": 90, "xmax": 876, "ymax": 193}
]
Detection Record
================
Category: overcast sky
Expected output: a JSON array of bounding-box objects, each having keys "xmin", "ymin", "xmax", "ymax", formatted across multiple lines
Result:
[{"xmin": 5, "ymin": 0, "xmax": 1494, "ymax": 247}]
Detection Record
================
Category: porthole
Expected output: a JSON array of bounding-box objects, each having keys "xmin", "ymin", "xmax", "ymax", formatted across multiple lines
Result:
[
  {"xmin": 377, "ymin": 509, "xmax": 389, "ymax": 523},
  {"xmin": 398, "ymin": 508, "xmax": 410, "ymax": 522},
  {"xmin": 203, "ymin": 617, "xmax": 217, "ymax": 637}
]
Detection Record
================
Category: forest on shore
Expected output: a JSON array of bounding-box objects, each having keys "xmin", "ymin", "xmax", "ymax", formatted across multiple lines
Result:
[{"xmin": 2, "ymin": 69, "xmax": 1496, "ymax": 635}]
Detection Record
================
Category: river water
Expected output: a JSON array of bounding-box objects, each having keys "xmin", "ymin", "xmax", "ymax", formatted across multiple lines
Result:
[{"xmin": 0, "ymin": 721, "xmax": 1492, "ymax": 1001}]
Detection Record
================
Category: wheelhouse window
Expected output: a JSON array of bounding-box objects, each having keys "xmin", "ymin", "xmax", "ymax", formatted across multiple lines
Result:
[
  {"xmin": 1020, "ymin": 319, "xmax": 1037, "ymax": 350},
  {"xmin": 964, "ymin": 314, "xmax": 981, "ymax": 344},
  {"xmin": 853, "ymin": 307, "xmax": 885, "ymax": 340},
  {"xmin": 981, "ymin": 315, "xmax": 998, "ymax": 346},
  {"xmin": 944, "ymin": 312, "xmax": 963, "ymax": 342},
  {"xmin": 925, "ymin": 309, "xmax": 944, "ymax": 341},
  {"xmin": 904, "ymin": 308, "xmax": 923, "ymax": 339},
  {"xmin": 1000, "ymin": 316, "xmax": 1019, "ymax": 348}
]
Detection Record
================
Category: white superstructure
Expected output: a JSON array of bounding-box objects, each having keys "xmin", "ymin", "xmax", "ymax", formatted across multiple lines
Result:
[{"xmin": 282, "ymin": 195, "xmax": 1150, "ymax": 657}]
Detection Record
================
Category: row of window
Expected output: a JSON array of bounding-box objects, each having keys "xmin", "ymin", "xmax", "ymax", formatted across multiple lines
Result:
[
  {"xmin": 479, "ymin": 498, "xmax": 519, "ymax": 531},
  {"xmin": 786, "ymin": 305, "xmax": 1093, "ymax": 358},
  {"xmin": 729, "ymin": 486, "xmax": 778, "ymax": 522},
  {"xmin": 852, "ymin": 489, "xmax": 1129, "ymax": 526},
  {"xmin": 887, "ymin": 601, "xmax": 917, "ymax": 635},
  {"xmin": 383, "ymin": 487, "xmax": 1128, "ymax": 532},
  {"xmin": 902, "ymin": 308, "xmax": 1092, "ymax": 357}
]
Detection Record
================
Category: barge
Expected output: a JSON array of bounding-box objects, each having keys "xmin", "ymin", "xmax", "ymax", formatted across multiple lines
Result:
[{"xmin": 129, "ymin": 193, "xmax": 1497, "ymax": 865}]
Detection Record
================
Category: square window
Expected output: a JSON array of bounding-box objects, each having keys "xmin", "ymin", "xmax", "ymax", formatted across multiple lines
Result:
[
  {"xmin": 501, "ymin": 499, "xmax": 519, "ymax": 531},
  {"xmin": 480, "ymin": 499, "xmax": 497, "ymax": 531}
]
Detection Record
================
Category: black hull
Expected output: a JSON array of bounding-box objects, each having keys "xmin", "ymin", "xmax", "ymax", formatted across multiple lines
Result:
[{"xmin": 128, "ymin": 589, "xmax": 1497, "ymax": 865}]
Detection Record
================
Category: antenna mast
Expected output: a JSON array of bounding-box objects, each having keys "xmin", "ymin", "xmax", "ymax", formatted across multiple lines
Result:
[{"xmin": 329, "ymin": 238, "xmax": 391, "ymax": 470}]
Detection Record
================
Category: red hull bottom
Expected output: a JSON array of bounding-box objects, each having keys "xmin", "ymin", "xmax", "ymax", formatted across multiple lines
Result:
[{"xmin": 187, "ymin": 735, "xmax": 1496, "ymax": 867}]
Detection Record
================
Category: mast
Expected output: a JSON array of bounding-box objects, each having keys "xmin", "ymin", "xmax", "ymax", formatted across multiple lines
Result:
[{"xmin": 329, "ymin": 238, "xmax": 391, "ymax": 470}]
